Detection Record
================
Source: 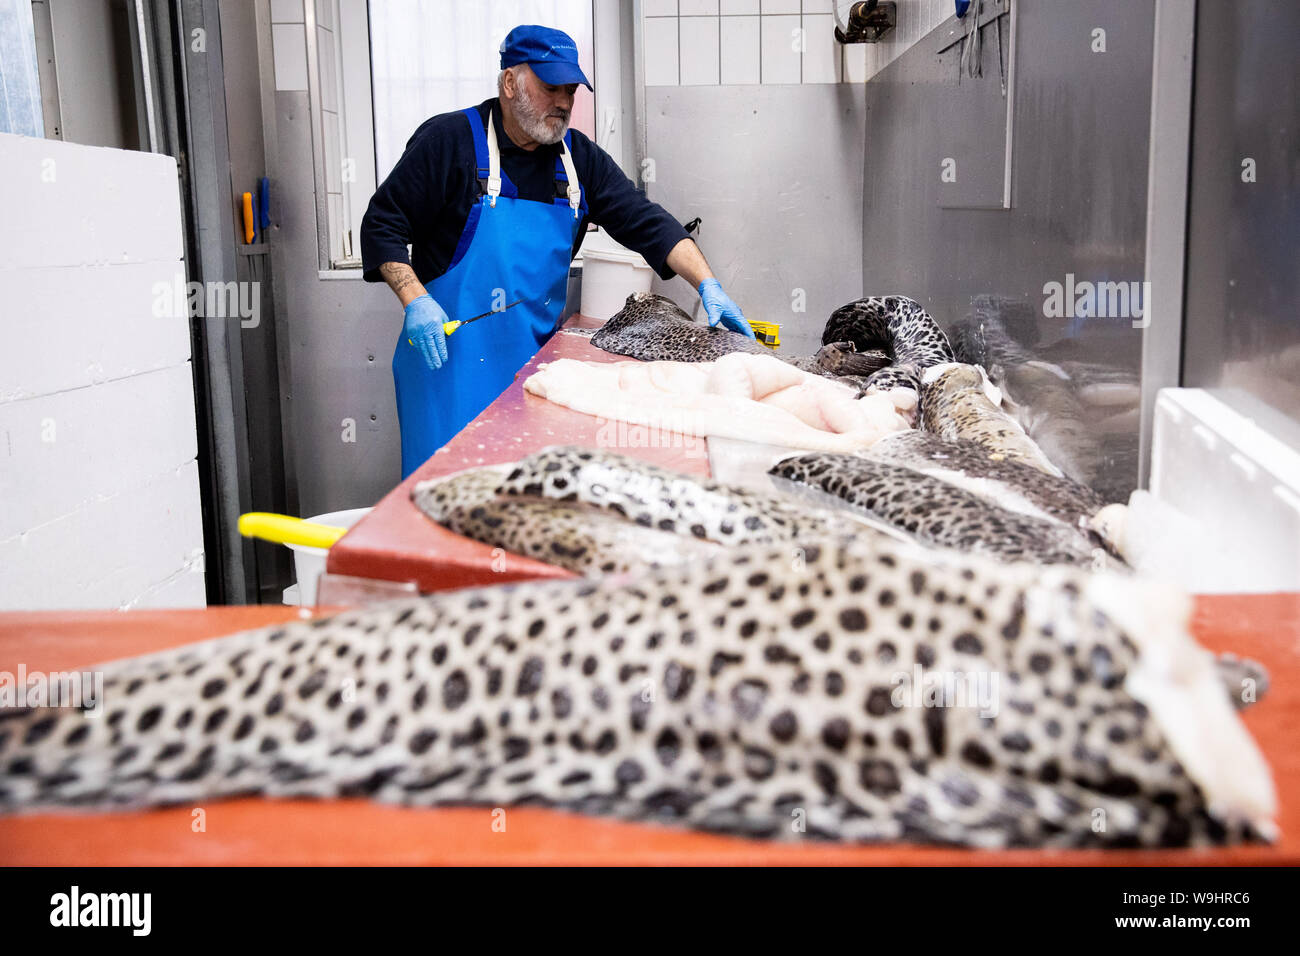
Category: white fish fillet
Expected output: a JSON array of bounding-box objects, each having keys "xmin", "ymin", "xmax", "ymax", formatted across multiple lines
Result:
[{"xmin": 525, "ymin": 353, "xmax": 911, "ymax": 453}]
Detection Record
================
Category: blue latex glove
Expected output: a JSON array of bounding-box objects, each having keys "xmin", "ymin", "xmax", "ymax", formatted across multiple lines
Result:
[
  {"xmin": 698, "ymin": 278, "xmax": 755, "ymax": 339},
  {"xmin": 403, "ymin": 294, "xmax": 449, "ymax": 371}
]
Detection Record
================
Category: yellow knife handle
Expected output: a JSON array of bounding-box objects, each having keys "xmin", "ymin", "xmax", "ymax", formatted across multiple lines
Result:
[
  {"xmin": 442, "ymin": 320, "xmax": 462, "ymax": 336},
  {"xmin": 242, "ymin": 192, "xmax": 254, "ymax": 244},
  {"xmin": 237, "ymin": 512, "xmax": 347, "ymax": 549}
]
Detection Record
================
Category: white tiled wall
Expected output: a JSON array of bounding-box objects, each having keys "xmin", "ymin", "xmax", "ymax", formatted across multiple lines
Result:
[
  {"xmin": 645, "ymin": 0, "xmax": 951, "ymax": 86},
  {"xmin": 759, "ymin": 14, "xmax": 801, "ymax": 84},
  {"xmin": 679, "ymin": 15, "xmax": 721, "ymax": 84},
  {"xmin": 862, "ymin": 0, "xmax": 954, "ymax": 82},
  {"xmin": 719, "ymin": 15, "xmax": 760, "ymax": 83}
]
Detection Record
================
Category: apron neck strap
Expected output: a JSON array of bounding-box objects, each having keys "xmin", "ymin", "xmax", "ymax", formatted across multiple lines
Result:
[
  {"xmin": 485, "ymin": 110, "xmax": 503, "ymax": 206},
  {"xmin": 487, "ymin": 109, "xmax": 582, "ymax": 219},
  {"xmin": 558, "ymin": 138, "xmax": 581, "ymax": 220}
]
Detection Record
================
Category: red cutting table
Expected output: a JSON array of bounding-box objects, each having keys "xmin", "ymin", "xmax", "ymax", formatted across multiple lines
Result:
[
  {"xmin": 325, "ymin": 314, "xmax": 708, "ymax": 594},
  {"xmin": 2, "ymin": 315, "xmax": 1297, "ymax": 865},
  {"xmin": 0, "ymin": 595, "xmax": 1295, "ymax": 865}
]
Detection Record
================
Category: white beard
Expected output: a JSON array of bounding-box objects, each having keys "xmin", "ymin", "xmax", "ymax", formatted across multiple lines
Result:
[{"xmin": 512, "ymin": 85, "xmax": 569, "ymax": 145}]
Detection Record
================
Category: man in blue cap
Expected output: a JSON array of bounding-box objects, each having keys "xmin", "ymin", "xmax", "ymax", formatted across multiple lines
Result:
[{"xmin": 362, "ymin": 24, "xmax": 753, "ymax": 479}]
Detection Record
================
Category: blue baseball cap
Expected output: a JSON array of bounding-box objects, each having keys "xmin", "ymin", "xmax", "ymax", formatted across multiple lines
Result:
[{"xmin": 500, "ymin": 25, "xmax": 592, "ymax": 90}]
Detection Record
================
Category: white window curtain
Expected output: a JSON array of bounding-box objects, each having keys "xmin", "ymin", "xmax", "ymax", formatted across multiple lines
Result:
[{"xmin": 368, "ymin": 0, "xmax": 595, "ymax": 181}]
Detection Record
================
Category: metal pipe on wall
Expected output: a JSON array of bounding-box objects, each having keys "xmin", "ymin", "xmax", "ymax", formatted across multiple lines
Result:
[{"xmin": 171, "ymin": 0, "xmax": 255, "ymax": 603}]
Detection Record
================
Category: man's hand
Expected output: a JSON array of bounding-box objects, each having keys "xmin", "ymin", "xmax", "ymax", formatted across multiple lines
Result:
[
  {"xmin": 698, "ymin": 278, "xmax": 755, "ymax": 339},
  {"xmin": 403, "ymin": 294, "xmax": 449, "ymax": 371},
  {"xmin": 663, "ymin": 238, "xmax": 755, "ymax": 340}
]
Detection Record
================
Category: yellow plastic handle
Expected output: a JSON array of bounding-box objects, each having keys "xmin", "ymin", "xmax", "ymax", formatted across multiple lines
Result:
[
  {"xmin": 238, "ymin": 512, "xmax": 347, "ymax": 549},
  {"xmin": 241, "ymin": 192, "xmax": 254, "ymax": 244}
]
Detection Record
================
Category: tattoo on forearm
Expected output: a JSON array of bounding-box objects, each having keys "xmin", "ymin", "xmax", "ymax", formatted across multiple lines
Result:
[{"xmin": 380, "ymin": 262, "xmax": 420, "ymax": 296}]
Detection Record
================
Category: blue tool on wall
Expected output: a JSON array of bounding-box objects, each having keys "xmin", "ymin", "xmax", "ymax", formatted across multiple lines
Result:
[
  {"xmin": 956, "ymin": 0, "xmax": 971, "ymax": 16},
  {"xmin": 258, "ymin": 177, "xmax": 270, "ymax": 238}
]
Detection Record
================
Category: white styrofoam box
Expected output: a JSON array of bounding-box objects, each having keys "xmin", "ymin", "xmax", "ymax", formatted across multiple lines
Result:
[
  {"xmin": 721, "ymin": 0, "xmax": 760, "ymax": 13},
  {"xmin": 801, "ymin": 14, "xmax": 841, "ymax": 82},
  {"xmin": 681, "ymin": 0, "xmax": 719, "ymax": 14},
  {"xmin": 680, "ymin": 16, "xmax": 721, "ymax": 85},
  {"xmin": 761, "ymin": 0, "xmax": 802, "ymax": 13},
  {"xmin": 643, "ymin": 0, "xmax": 678, "ymax": 17},
  {"xmin": 0, "ymin": 133, "xmax": 182, "ymax": 271},
  {"xmin": 721, "ymin": 15, "xmax": 761, "ymax": 84},
  {"xmin": 270, "ymin": 0, "xmax": 304, "ymax": 23},
  {"xmin": 644, "ymin": 17, "xmax": 680, "ymax": 86},
  {"xmin": 0, "ymin": 460, "xmax": 206, "ymax": 610},
  {"xmin": 273, "ymin": 23, "xmax": 309, "ymax": 91},
  {"xmin": 842, "ymin": 41, "xmax": 869, "ymax": 83},
  {"xmin": 0, "ymin": 363, "xmax": 199, "ymax": 541},
  {"xmin": 128, "ymin": 567, "xmax": 209, "ymax": 610},
  {"xmin": 1148, "ymin": 387, "xmax": 1300, "ymax": 593},
  {"xmin": 0, "ymin": 262, "xmax": 191, "ymax": 403},
  {"xmin": 761, "ymin": 14, "xmax": 802, "ymax": 83}
]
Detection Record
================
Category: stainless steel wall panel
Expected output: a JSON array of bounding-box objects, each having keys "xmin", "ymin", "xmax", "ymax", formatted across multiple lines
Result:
[
  {"xmin": 1182, "ymin": 0, "xmax": 1300, "ymax": 434},
  {"xmin": 860, "ymin": 0, "xmax": 1156, "ymax": 500},
  {"xmin": 644, "ymin": 83, "xmax": 868, "ymax": 358}
]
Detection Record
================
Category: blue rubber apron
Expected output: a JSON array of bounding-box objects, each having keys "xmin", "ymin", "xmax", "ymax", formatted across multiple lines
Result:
[{"xmin": 393, "ymin": 107, "xmax": 586, "ymax": 478}]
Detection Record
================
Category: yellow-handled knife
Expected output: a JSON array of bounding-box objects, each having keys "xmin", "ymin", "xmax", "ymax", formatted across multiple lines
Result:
[{"xmin": 441, "ymin": 298, "xmax": 524, "ymax": 337}]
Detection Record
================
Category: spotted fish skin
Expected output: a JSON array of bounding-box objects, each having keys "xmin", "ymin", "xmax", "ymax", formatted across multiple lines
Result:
[
  {"xmin": 866, "ymin": 431, "xmax": 1109, "ymax": 530},
  {"xmin": 0, "ymin": 535, "xmax": 1274, "ymax": 848},
  {"xmin": 814, "ymin": 342, "xmax": 892, "ymax": 378},
  {"xmin": 412, "ymin": 466, "xmax": 724, "ymax": 576},
  {"xmin": 857, "ymin": 365, "xmax": 921, "ymax": 400},
  {"xmin": 770, "ymin": 454, "xmax": 1107, "ymax": 568},
  {"xmin": 822, "ymin": 296, "xmax": 956, "ymax": 370},
  {"xmin": 920, "ymin": 363, "xmax": 1064, "ymax": 477},
  {"xmin": 783, "ymin": 354, "xmax": 870, "ymax": 391},
  {"xmin": 591, "ymin": 293, "xmax": 771, "ymax": 363},
  {"xmin": 491, "ymin": 446, "xmax": 848, "ymax": 547}
]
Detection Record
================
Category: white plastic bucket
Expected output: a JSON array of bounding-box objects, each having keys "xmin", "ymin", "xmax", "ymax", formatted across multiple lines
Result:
[
  {"xmin": 282, "ymin": 507, "xmax": 372, "ymax": 606},
  {"xmin": 579, "ymin": 236, "xmax": 653, "ymax": 320}
]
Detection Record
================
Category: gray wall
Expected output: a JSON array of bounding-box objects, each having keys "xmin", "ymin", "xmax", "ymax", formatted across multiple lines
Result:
[
  {"xmin": 859, "ymin": 0, "xmax": 1156, "ymax": 500},
  {"xmin": 44, "ymin": 0, "xmax": 140, "ymax": 148},
  {"xmin": 1182, "ymin": 0, "xmax": 1300, "ymax": 438},
  {"xmin": 645, "ymin": 83, "xmax": 868, "ymax": 358},
  {"xmin": 272, "ymin": 92, "xmax": 403, "ymax": 518}
]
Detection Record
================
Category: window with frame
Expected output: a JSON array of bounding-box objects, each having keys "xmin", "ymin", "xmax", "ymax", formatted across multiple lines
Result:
[{"xmin": 311, "ymin": 0, "xmax": 596, "ymax": 270}]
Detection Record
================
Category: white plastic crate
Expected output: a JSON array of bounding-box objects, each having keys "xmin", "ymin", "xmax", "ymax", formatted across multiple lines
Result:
[{"xmin": 1145, "ymin": 388, "xmax": 1300, "ymax": 593}]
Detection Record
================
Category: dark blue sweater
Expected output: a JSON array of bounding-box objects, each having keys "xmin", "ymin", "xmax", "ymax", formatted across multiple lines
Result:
[{"xmin": 361, "ymin": 98, "xmax": 690, "ymax": 285}]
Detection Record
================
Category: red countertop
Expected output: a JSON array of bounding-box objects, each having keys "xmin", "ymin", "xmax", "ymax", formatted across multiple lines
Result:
[
  {"xmin": 0, "ymin": 595, "xmax": 1296, "ymax": 866},
  {"xmin": 325, "ymin": 315, "xmax": 710, "ymax": 595}
]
